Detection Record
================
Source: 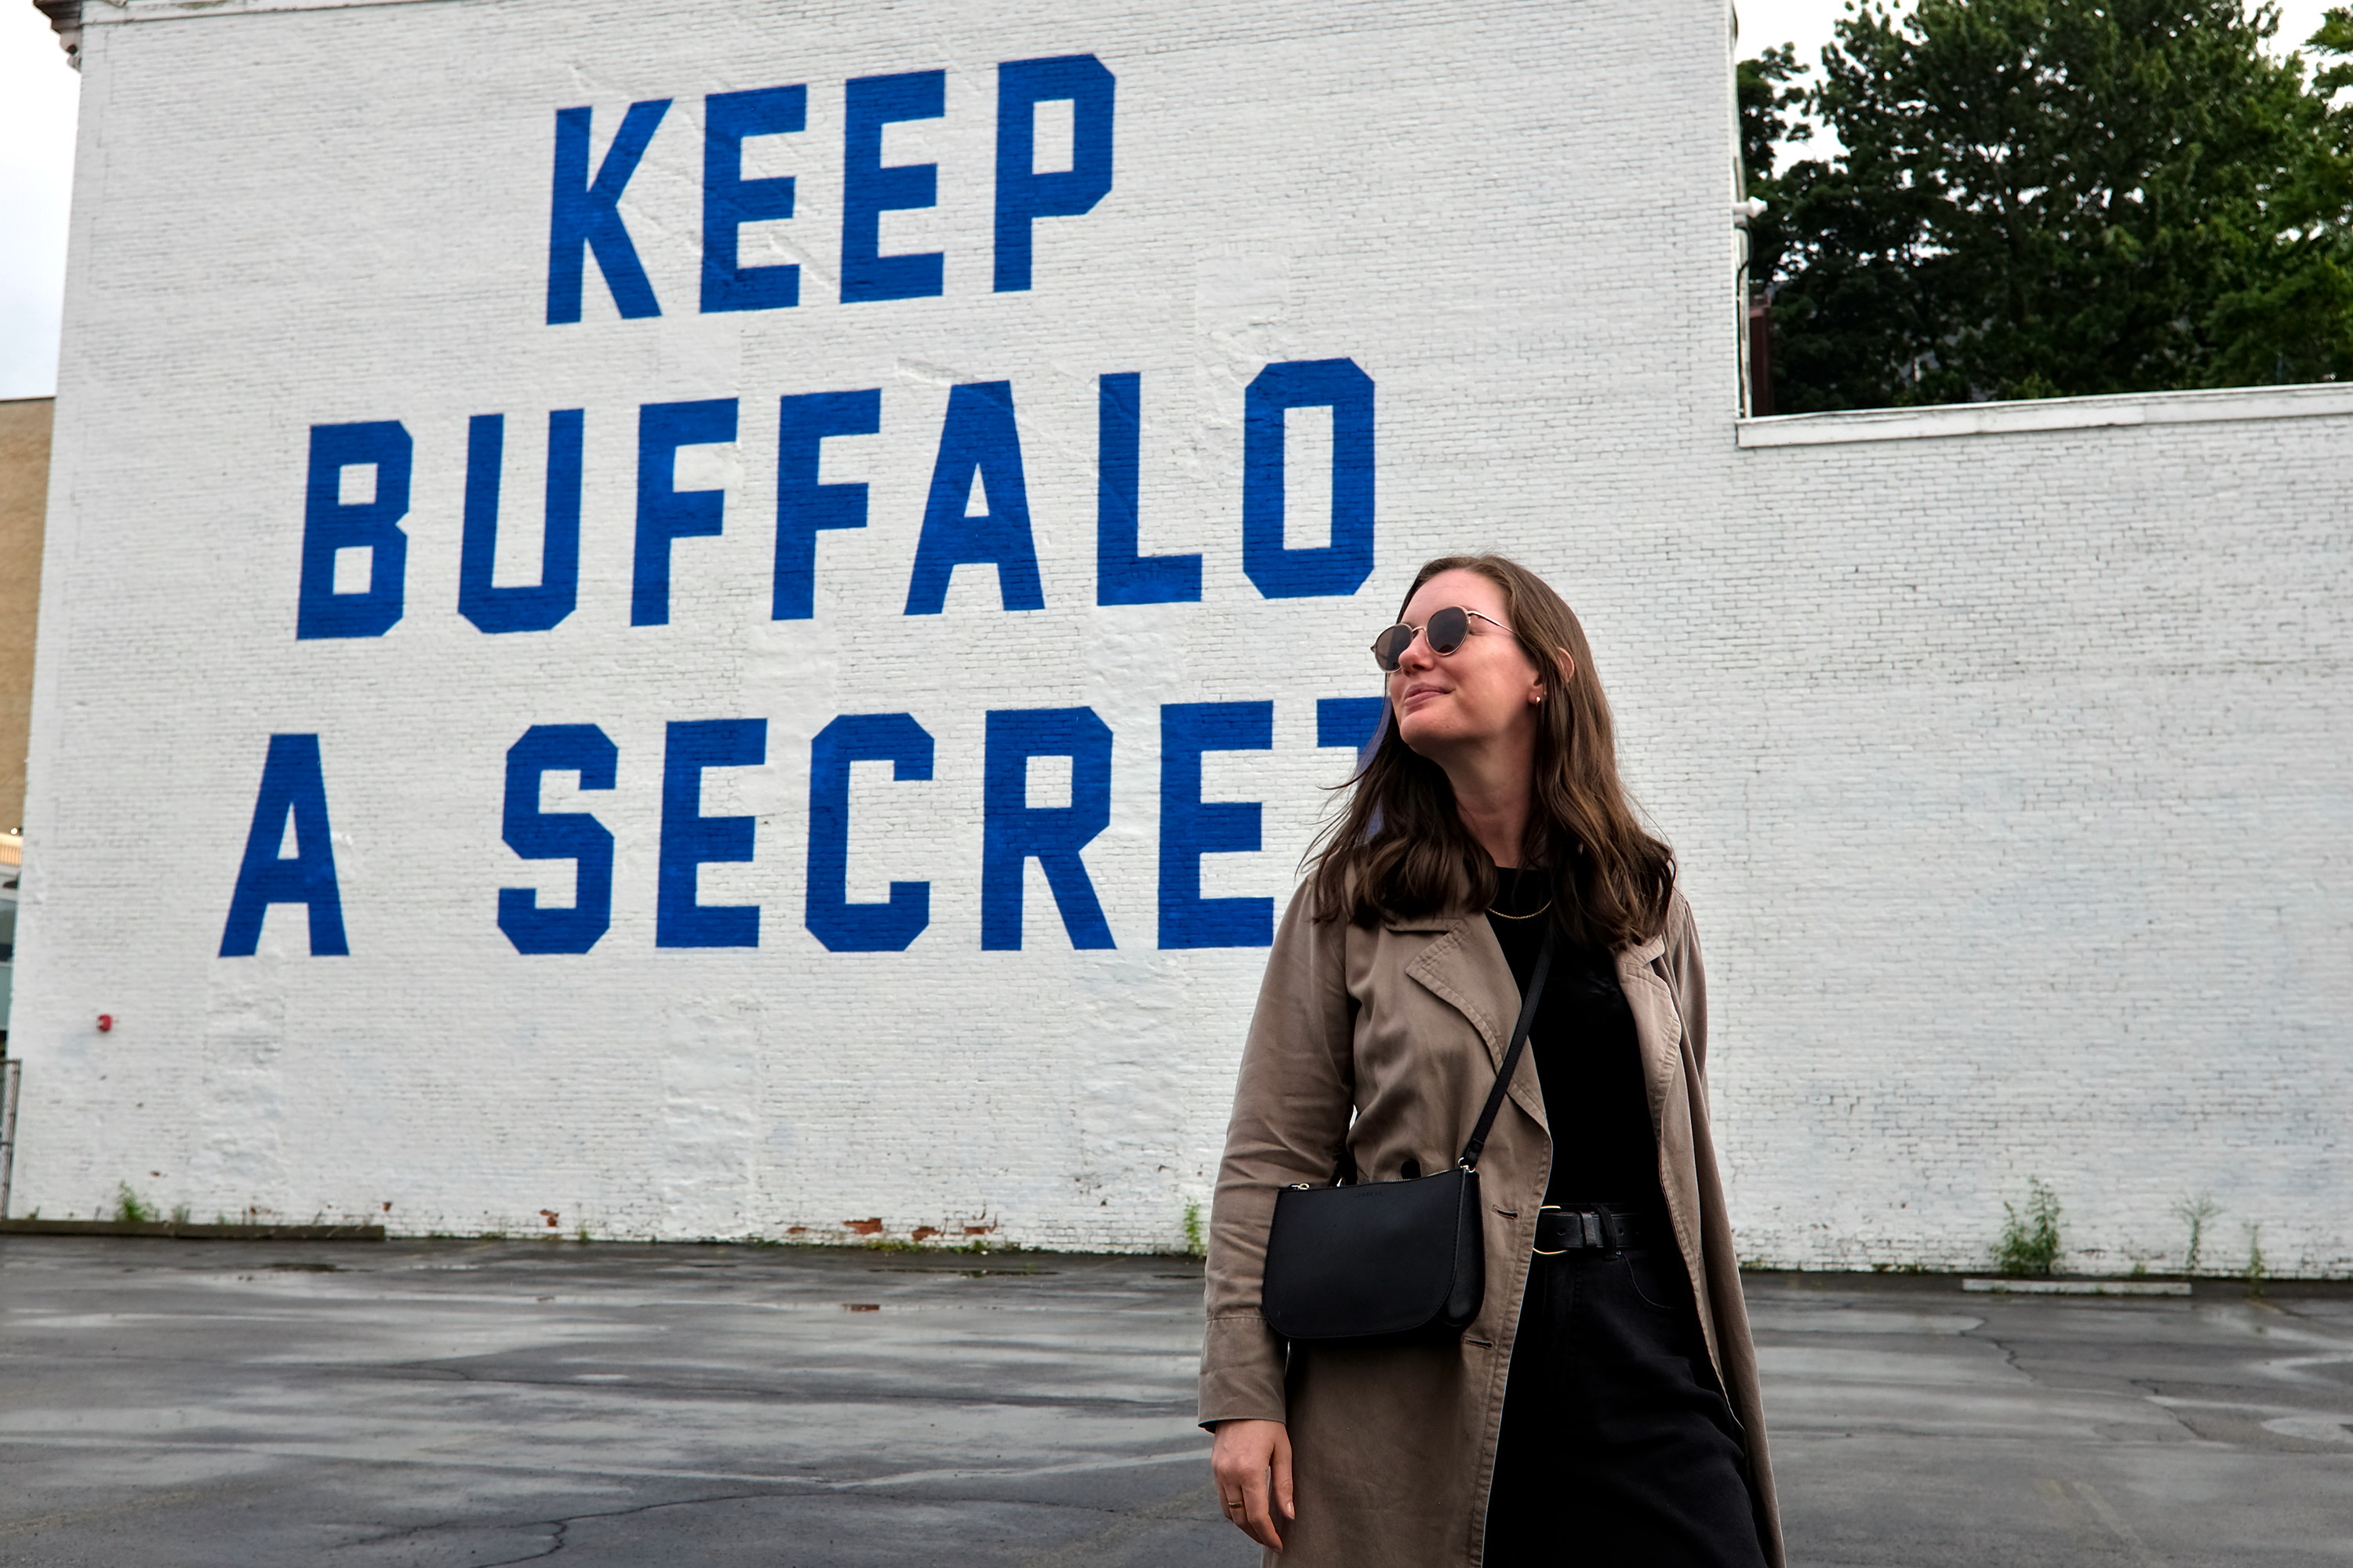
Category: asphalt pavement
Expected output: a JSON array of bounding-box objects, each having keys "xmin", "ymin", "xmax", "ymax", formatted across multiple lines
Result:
[{"xmin": 0, "ymin": 1236, "xmax": 2346, "ymax": 1566}]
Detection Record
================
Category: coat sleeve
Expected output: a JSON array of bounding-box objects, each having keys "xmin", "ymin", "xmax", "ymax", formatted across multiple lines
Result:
[
  {"xmin": 1197, "ymin": 880, "xmax": 1356, "ymax": 1428},
  {"xmin": 1666, "ymin": 891, "xmax": 1787, "ymax": 1566}
]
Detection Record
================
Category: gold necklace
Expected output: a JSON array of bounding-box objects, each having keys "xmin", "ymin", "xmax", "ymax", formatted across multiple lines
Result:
[
  {"xmin": 1487, "ymin": 899, "xmax": 1552, "ymax": 919},
  {"xmin": 1489, "ymin": 866, "xmax": 1551, "ymax": 919}
]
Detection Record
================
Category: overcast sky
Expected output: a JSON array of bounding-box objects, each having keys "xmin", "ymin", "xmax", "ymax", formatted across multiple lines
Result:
[
  {"xmin": 1739, "ymin": 0, "xmax": 2335, "ymax": 63},
  {"xmin": 2, "ymin": 2, "xmax": 76, "ymax": 401},
  {"xmin": 0, "ymin": 2, "xmax": 2340, "ymax": 399}
]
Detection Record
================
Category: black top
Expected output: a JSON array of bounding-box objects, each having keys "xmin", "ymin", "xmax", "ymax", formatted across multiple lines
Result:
[{"xmin": 1484, "ymin": 867, "xmax": 1663, "ymax": 1211}]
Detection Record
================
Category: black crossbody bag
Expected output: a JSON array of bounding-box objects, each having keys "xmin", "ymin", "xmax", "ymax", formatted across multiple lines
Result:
[{"xmin": 1259, "ymin": 926, "xmax": 1556, "ymax": 1343}]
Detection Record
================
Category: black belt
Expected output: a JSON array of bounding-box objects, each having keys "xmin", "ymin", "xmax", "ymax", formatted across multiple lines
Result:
[{"xmin": 1533, "ymin": 1206, "xmax": 1653, "ymax": 1255}]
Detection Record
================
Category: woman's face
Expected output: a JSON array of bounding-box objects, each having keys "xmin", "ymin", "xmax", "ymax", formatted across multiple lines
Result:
[{"xmin": 1387, "ymin": 568, "xmax": 1547, "ymax": 762}]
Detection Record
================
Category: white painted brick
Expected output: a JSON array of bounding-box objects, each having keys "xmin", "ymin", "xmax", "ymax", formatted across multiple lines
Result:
[{"xmin": 14, "ymin": 0, "xmax": 2348, "ymax": 1276}]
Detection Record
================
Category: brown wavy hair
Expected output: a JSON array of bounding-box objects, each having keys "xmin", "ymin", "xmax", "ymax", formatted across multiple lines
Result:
[{"xmin": 1307, "ymin": 555, "xmax": 1675, "ymax": 950}]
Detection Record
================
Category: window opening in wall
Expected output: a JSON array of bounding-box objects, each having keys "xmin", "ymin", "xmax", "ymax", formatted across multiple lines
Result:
[{"xmin": 1736, "ymin": 3, "xmax": 2353, "ymax": 417}]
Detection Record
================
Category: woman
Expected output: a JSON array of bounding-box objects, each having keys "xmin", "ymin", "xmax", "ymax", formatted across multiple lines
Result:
[{"xmin": 1199, "ymin": 555, "xmax": 1781, "ymax": 1567}]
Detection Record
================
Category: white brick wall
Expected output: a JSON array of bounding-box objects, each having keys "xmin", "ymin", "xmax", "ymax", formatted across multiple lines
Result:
[{"xmin": 16, "ymin": 0, "xmax": 2348, "ymax": 1274}]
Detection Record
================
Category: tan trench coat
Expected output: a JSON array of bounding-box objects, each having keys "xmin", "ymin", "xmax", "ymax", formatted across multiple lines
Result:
[{"xmin": 1199, "ymin": 883, "xmax": 1784, "ymax": 1568}]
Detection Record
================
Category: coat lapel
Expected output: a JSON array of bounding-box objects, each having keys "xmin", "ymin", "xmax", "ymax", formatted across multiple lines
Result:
[
  {"xmin": 1400, "ymin": 915, "xmax": 1547, "ymax": 1131},
  {"xmin": 1614, "ymin": 931, "xmax": 1680, "ymax": 1144}
]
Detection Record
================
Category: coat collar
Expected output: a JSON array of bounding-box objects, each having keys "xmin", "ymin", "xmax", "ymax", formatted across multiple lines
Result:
[
  {"xmin": 1397, "ymin": 915, "xmax": 1548, "ymax": 1132},
  {"xmin": 1397, "ymin": 914, "xmax": 1507, "ymax": 1053},
  {"xmin": 1617, "ymin": 934, "xmax": 1682, "ymax": 1144},
  {"xmin": 1390, "ymin": 911, "xmax": 1682, "ymax": 1144}
]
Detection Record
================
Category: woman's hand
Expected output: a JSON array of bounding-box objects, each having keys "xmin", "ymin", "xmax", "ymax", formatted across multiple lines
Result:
[{"xmin": 1209, "ymin": 1417, "xmax": 1294, "ymax": 1550}]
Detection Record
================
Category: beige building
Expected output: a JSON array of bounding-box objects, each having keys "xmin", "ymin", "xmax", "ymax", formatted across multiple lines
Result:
[
  {"xmin": 0, "ymin": 396, "xmax": 46, "ymax": 1040},
  {"xmin": 0, "ymin": 397, "xmax": 48, "ymax": 835}
]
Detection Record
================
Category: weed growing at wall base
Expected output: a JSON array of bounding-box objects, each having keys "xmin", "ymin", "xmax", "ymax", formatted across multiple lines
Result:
[
  {"xmin": 1995, "ymin": 1178, "xmax": 2063, "ymax": 1277},
  {"xmin": 112, "ymin": 1184, "xmax": 154, "ymax": 1224},
  {"xmin": 2175, "ymin": 1194, "xmax": 2221, "ymax": 1274},
  {"xmin": 1182, "ymin": 1201, "xmax": 1205, "ymax": 1258}
]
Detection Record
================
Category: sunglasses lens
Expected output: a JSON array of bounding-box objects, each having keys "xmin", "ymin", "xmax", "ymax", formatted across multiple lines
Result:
[
  {"xmin": 1427, "ymin": 606, "xmax": 1470, "ymax": 654},
  {"xmin": 1373, "ymin": 625, "xmax": 1413, "ymax": 671}
]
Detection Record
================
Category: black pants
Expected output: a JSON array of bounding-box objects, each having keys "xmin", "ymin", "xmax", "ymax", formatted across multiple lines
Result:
[{"xmin": 1482, "ymin": 1241, "xmax": 1766, "ymax": 1568}]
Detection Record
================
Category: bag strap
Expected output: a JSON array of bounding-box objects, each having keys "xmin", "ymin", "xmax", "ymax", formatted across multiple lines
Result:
[{"xmin": 1456, "ymin": 922, "xmax": 1558, "ymax": 1172}]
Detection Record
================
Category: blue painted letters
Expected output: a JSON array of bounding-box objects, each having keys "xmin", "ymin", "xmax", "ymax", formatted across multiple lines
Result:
[
  {"xmin": 298, "ymin": 421, "xmax": 410, "ymax": 640},
  {"xmin": 220, "ymin": 733, "xmax": 349, "ymax": 957},
  {"xmin": 1157, "ymin": 702, "xmax": 1273, "ymax": 950},
  {"xmin": 842, "ymin": 71, "xmax": 946, "ymax": 303},
  {"xmin": 657, "ymin": 719, "xmax": 766, "ymax": 948},
  {"xmin": 702, "ymin": 85, "xmax": 806, "ymax": 314},
  {"xmin": 460, "ymin": 410, "xmax": 583, "ymax": 635},
  {"xmin": 498, "ymin": 724, "xmax": 617, "ymax": 955},
  {"xmin": 981, "ymin": 708, "xmax": 1115, "ymax": 950},
  {"xmin": 549, "ymin": 58, "xmax": 1124, "ymax": 325},
  {"xmin": 905, "ymin": 382, "xmax": 1045, "ymax": 614},
  {"xmin": 994, "ymin": 56, "xmax": 1115, "ymax": 292},
  {"xmin": 634, "ymin": 398, "xmax": 739, "ymax": 627},
  {"xmin": 773, "ymin": 389, "xmax": 881, "ymax": 620},
  {"xmin": 1242, "ymin": 358, "xmax": 1377, "ymax": 599},
  {"xmin": 806, "ymin": 713, "xmax": 934, "ymax": 952},
  {"xmin": 547, "ymin": 100, "xmax": 670, "ymax": 324},
  {"xmin": 1095, "ymin": 373, "xmax": 1200, "ymax": 605},
  {"xmin": 1315, "ymin": 696, "xmax": 1387, "ymax": 755}
]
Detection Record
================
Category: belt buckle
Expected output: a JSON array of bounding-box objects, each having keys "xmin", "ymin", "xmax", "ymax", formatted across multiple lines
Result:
[{"xmin": 1531, "ymin": 1205, "xmax": 1566, "ymax": 1257}]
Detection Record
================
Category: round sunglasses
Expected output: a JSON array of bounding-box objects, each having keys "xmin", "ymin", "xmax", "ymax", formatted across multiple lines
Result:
[{"xmin": 1370, "ymin": 606, "xmax": 1517, "ymax": 671}]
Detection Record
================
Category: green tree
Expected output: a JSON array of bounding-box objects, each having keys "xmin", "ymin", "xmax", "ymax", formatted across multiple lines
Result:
[
  {"xmin": 1745, "ymin": 1, "xmax": 2353, "ymax": 412},
  {"xmin": 1737, "ymin": 43, "xmax": 1811, "ymax": 307}
]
